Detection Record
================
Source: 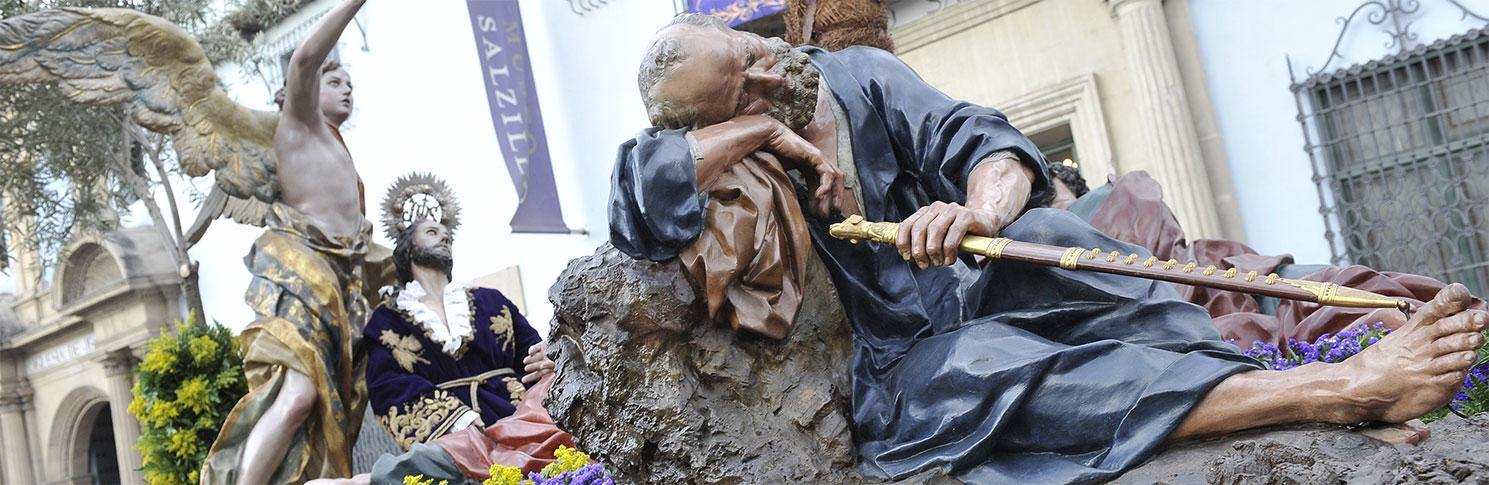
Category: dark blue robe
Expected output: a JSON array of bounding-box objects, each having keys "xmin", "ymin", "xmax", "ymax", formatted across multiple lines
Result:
[
  {"xmin": 609, "ymin": 46, "xmax": 1263, "ymax": 484},
  {"xmin": 364, "ymin": 286, "xmax": 542, "ymax": 449}
]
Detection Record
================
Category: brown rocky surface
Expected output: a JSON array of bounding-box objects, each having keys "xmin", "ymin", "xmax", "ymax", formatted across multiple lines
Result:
[
  {"xmin": 1115, "ymin": 417, "xmax": 1489, "ymax": 484},
  {"xmin": 544, "ymin": 244, "xmax": 861, "ymax": 483}
]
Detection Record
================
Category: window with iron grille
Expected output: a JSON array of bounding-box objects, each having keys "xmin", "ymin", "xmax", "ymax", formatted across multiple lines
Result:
[{"xmin": 1295, "ymin": 27, "xmax": 1489, "ymax": 295}]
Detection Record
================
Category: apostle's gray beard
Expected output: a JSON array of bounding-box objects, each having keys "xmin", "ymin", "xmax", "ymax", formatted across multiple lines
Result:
[
  {"xmin": 764, "ymin": 38, "xmax": 820, "ymax": 132},
  {"xmin": 412, "ymin": 244, "xmax": 454, "ymax": 278}
]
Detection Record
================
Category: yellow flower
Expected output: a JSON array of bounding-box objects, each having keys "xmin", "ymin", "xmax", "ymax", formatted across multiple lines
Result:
[
  {"xmin": 175, "ymin": 377, "xmax": 211, "ymax": 414},
  {"xmin": 483, "ymin": 465, "xmax": 530, "ymax": 485},
  {"xmin": 539, "ymin": 445, "xmax": 591, "ymax": 478},
  {"xmin": 166, "ymin": 430, "xmax": 199, "ymax": 459},
  {"xmin": 140, "ymin": 340, "xmax": 178, "ymax": 374},
  {"xmin": 188, "ymin": 334, "xmax": 221, "ymax": 366},
  {"xmin": 402, "ymin": 474, "xmax": 449, "ymax": 485},
  {"xmin": 143, "ymin": 469, "xmax": 167, "ymax": 485},
  {"xmin": 149, "ymin": 400, "xmax": 180, "ymax": 428},
  {"xmin": 127, "ymin": 382, "xmax": 147, "ymax": 420}
]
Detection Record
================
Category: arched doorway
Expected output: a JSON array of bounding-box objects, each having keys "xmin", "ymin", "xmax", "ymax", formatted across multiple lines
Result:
[
  {"xmin": 48, "ymin": 387, "xmax": 119, "ymax": 485},
  {"xmin": 84, "ymin": 404, "xmax": 120, "ymax": 485}
]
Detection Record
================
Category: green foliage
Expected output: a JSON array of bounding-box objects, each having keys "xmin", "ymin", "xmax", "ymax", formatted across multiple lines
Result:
[
  {"xmin": 129, "ymin": 314, "xmax": 247, "ymax": 485},
  {"xmin": 220, "ymin": 0, "xmax": 312, "ymax": 40}
]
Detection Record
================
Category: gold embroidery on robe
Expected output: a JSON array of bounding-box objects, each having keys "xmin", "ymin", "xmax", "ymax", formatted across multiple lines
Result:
[
  {"xmin": 490, "ymin": 305, "xmax": 515, "ymax": 352},
  {"xmin": 379, "ymin": 330, "xmax": 431, "ymax": 372},
  {"xmin": 379, "ymin": 389, "xmax": 471, "ymax": 449},
  {"xmin": 503, "ymin": 375, "xmax": 525, "ymax": 403}
]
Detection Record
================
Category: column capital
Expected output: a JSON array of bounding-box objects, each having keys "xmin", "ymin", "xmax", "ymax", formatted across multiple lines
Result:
[
  {"xmin": 99, "ymin": 349, "xmax": 138, "ymax": 377},
  {"xmin": 1108, "ymin": 0, "xmax": 1160, "ymax": 15},
  {"xmin": 0, "ymin": 385, "xmax": 33, "ymax": 413}
]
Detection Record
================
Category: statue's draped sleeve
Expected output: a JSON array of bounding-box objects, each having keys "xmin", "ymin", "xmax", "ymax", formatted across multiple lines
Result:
[{"xmin": 609, "ymin": 128, "xmax": 708, "ymax": 261}]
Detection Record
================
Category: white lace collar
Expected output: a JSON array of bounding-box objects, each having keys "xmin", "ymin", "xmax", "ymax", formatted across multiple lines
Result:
[{"xmin": 394, "ymin": 280, "xmax": 474, "ymax": 355}]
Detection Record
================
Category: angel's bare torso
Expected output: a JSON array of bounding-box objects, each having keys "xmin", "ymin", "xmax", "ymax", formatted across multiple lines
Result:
[{"xmin": 275, "ymin": 100, "xmax": 362, "ymax": 237}]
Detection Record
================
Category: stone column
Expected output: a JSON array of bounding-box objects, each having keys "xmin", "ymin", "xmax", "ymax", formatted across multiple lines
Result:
[
  {"xmin": 0, "ymin": 384, "xmax": 37, "ymax": 485},
  {"xmin": 1109, "ymin": 0, "xmax": 1222, "ymax": 238},
  {"xmin": 101, "ymin": 351, "xmax": 144, "ymax": 485},
  {"xmin": 1, "ymin": 202, "xmax": 42, "ymax": 296}
]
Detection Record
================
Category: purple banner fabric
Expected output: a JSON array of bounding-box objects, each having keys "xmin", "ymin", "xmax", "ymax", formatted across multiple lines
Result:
[
  {"xmin": 466, "ymin": 0, "xmax": 569, "ymax": 233},
  {"xmin": 687, "ymin": 0, "xmax": 786, "ymax": 27}
]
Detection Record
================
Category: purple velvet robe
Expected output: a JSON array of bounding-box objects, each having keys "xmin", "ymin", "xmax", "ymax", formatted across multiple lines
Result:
[{"xmin": 364, "ymin": 286, "xmax": 541, "ymax": 449}]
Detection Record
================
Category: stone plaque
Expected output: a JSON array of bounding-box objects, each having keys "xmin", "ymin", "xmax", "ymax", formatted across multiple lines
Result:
[{"xmin": 25, "ymin": 334, "xmax": 96, "ymax": 374}]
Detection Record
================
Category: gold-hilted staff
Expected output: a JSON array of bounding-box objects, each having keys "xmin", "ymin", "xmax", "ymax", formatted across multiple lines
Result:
[{"xmin": 829, "ymin": 215, "xmax": 1414, "ymax": 316}]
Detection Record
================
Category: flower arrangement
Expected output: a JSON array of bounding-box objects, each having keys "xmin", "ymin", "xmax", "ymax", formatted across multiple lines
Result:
[
  {"xmin": 482, "ymin": 446, "xmax": 614, "ymax": 485},
  {"xmin": 1236, "ymin": 322, "xmax": 1489, "ymax": 421},
  {"xmin": 1238, "ymin": 323, "xmax": 1392, "ymax": 370},
  {"xmin": 128, "ymin": 315, "xmax": 248, "ymax": 485}
]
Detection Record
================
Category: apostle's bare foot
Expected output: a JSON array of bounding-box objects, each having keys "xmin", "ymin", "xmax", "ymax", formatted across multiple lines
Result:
[{"xmin": 1335, "ymin": 283, "xmax": 1486, "ymax": 423}]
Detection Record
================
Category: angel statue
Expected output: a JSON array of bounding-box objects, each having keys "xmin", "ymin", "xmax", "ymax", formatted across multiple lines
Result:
[{"xmin": 1, "ymin": 0, "xmax": 377, "ymax": 482}]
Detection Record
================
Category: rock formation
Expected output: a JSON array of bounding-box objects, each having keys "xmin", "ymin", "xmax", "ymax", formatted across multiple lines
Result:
[{"xmin": 545, "ymin": 244, "xmax": 860, "ymax": 483}]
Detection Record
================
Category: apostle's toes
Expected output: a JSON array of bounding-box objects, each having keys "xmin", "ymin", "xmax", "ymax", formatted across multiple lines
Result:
[
  {"xmin": 1428, "ymin": 350, "xmax": 1479, "ymax": 375},
  {"xmin": 1441, "ymin": 331, "xmax": 1487, "ymax": 354},
  {"xmin": 1432, "ymin": 370, "xmax": 1469, "ymax": 391},
  {"xmin": 1437, "ymin": 311, "xmax": 1488, "ymax": 338},
  {"xmin": 1417, "ymin": 284, "xmax": 1474, "ymax": 325}
]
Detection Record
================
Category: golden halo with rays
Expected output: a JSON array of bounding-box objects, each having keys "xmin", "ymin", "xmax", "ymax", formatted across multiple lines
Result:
[{"xmin": 381, "ymin": 172, "xmax": 462, "ymax": 240}]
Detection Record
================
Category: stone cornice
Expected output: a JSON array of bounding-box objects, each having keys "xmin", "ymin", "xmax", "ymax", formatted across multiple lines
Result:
[{"xmin": 892, "ymin": 0, "xmax": 1041, "ymax": 54}]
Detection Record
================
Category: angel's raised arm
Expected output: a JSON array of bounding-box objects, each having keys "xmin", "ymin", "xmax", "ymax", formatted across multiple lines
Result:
[{"xmin": 282, "ymin": 0, "xmax": 366, "ymax": 125}]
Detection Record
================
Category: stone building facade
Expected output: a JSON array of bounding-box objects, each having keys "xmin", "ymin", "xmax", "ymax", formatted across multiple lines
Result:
[
  {"xmin": 0, "ymin": 226, "xmax": 182, "ymax": 484},
  {"xmin": 888, "ymin": 0, "xmax": 1244, "ymax": 241}
]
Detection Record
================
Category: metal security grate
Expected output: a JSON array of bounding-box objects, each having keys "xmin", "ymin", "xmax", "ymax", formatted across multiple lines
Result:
[{"xmin": 1294, "ymin": 26, "xmax": 1489, "ymax": 294}]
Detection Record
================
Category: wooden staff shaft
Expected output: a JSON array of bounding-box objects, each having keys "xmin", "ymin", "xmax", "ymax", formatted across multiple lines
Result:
[{"xmin": 830, "ymin": 216, "xmax": 1412, "ymax": 314}]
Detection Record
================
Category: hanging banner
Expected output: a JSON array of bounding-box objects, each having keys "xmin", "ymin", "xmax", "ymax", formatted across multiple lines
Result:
[
  {"xmin": 466, "ymin": 0, "xmax": 569, "ymax": 233},
  {"xmin": 687, "ymin": 0, "xmax": 786, "ymax": 27}
]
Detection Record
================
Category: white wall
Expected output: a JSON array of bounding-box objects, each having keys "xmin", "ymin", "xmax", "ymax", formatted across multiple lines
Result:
[
  {"xmin": 185, "ymin": 0, "xmax": 677, "ymax": 335},
  {"xmin": 1188, "ymin": 0, "xmax": 1486, "ymax": 263}
]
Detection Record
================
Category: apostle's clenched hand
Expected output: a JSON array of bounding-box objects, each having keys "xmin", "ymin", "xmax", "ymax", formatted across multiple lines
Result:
[
  {"xmin": 896, "ymin": 202, "xmax": 1001, "ymax": 269},
  {"xmin": 522, "ymin": 341, "xmax": 556, "ymax": 385}
]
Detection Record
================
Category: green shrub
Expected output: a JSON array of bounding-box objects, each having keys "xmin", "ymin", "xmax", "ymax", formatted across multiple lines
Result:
[{"xmin": 128, "ymin": 315, "xmax": 247, "ymax": 485}]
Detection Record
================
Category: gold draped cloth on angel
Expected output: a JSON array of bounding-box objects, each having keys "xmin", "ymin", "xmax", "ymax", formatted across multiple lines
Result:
[{"xmin": 200, "ymin": 204, "xmax": 373, "ymax": 484}]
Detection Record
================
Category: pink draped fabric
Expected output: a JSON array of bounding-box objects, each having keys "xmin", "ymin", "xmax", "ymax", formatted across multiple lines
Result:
[{"xmin": 429, "ymin": 373, "xmax": 575, "ymax": 478}]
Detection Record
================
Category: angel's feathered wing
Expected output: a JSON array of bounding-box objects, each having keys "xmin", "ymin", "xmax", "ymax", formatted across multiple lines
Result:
[{"xmin": 0, "ymin": 7, "xmax": 278, "ymax": 234}]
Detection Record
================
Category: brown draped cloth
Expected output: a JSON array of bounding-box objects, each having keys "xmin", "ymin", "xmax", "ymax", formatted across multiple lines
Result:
[
  {"xmin": 1086, "ymin": 171, "xmax": 1483, "ymax": 348},
  {"xmin": 426, "ymin": 373, "xmax": 575, "ymax": 478},
  {"xmin": 678, "ymin": 154, "xmax": 811, "ymax": 340}
]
